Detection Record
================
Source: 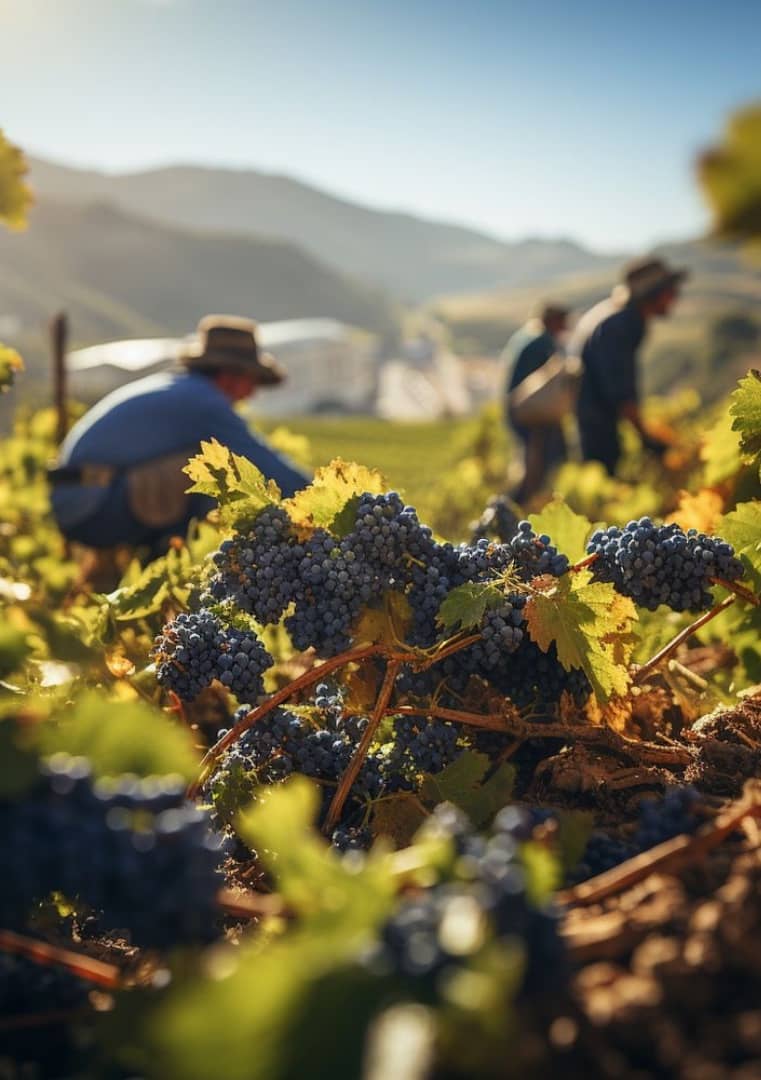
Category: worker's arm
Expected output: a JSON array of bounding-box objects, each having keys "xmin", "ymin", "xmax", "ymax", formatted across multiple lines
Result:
[{"xmin": 619, "ymin": 401, "xmax": 669, "ymax": 455}]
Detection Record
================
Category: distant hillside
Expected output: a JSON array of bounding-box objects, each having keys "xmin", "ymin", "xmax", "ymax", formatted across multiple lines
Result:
[
  {"xmin": 434, "ymin": 238, "xmax": 761, "ymax": 402},
  {"xmin": 28, "ymin": 157, "xmax": 620, "ymax": 301},
  {"xmin": 0, "ymin": 198, "xmax": 398, "ymax": 398}
]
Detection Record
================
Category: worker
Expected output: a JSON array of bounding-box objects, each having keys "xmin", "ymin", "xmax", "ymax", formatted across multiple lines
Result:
[
  {"xmin": 49, "ymin": 315, "xmax": 309, "ymax": 559},
  {"xmin": 570, "ymin": 257, "xmax": 687, "ymax": 475},
  {"xmin": 502, "ymin": 302, "xmax": 570, "ymax": 503}
]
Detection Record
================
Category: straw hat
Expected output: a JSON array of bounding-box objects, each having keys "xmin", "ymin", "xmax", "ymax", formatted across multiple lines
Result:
[
  {"xmin": 180, "ymin": 315, "xmax": 285, "ymax": 386},
  {"xmin": 618, "ymin": 257, "xmax": 689, "ymax": 304}
]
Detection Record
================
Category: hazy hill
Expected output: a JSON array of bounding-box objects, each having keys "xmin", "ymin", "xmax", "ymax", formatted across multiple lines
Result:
[
  {"xmin": 28, "ymin": 157, "xmax": 620, "ymax": 301},
  {"xmin": 0, "ymin": 198, "xmax": 398, "ymax": 396}
]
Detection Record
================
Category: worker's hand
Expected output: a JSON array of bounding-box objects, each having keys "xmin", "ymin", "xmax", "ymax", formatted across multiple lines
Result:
[{"xmin": 641, "ymin": 432, "xmax": 670, "ymax": 459}]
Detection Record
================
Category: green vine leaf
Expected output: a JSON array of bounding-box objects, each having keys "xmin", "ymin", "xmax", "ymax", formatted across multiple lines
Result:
[
  {"xmin": 283, "ymin": 458, "xmax": 385, "ymax": 538},
  {"xmin": 528, "ymin": 499, "xmax": 593, "ymax": 563},
  {"xmin": 184, "ymin": 438, "xmax": 280, "ymax": 529},
  {"xmin": 729, "ymin": 370, "xmax": 761, "ymax": 468},
  {"xmin": 420, "ymin": 750, "xmax": 515, "ymax": 828},
  {"xmin": 719, "ymin": 501, "xmax": 761, "ymax": 589},
  {"xmin": 701, "ymin": 404, "xmax": 744, "ymax": 486},
  {"xmin": 238, "ymin": 778, "xmax": 396, "ymax": 930},
  {"xmin": 524, "ymin": 570, "xmax": 636, "ymax": 702},
  {"xmin": 39, "ymin": 692, "xmax": 200, "ymax": 780},
  {"xmin": 437, "ymin": 581, "xmax": 505, "ymax": 632},
  {"xmin": 108, "ymin": 557, "xmax": 170, "ymax": 620}
]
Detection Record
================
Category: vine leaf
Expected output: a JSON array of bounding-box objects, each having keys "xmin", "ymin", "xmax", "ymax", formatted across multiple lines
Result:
[
  {"xmin": 420, "ymin": 750, "xmax": 515, "ymax": 828},
  {"xmin": 720, "ymin": 501, "xmax": 761, "ymax": 589},
  {"xmin": 0, "ymin": 344, "xmax": 23, "ymax": 393},
  {"xmin": 524, "ymin": 570, "xmax": 636, "ymax": 702},
  {"xmin": 108, "ymin": 557, "xmax": 170, "ymax": 620},
  {"xmin": 39, "ymin": 692, "xmax": 200, "ymax": 780},
  {"xmin": 437, "ymin": 581, "xmax": 504, "ymax": 632},
  {"xmin": 370, "ymin": 793, "xmax": 428, "ymax": 848},
  {"xmin": 184, "ymin": 438, "xmax": 280, "ymax": 528},
  {"xmin": 283, "ymin": 458, "xmax": 385, "ymax": 538},
  {"xmin": 730, "ymin": 370, "xmax": 761, "ymax": 467},
  {"xmin": 667, "ymin": 488, "xmax": 724, "ymax": 535},
  {"xmin": 354, "ymin": 591, "xmax": 412, "ymax": 646},
  {"xmin": 238, "ymin": 777, "xmax": 396, "ymax": 929},
  {"xmin": 528, "ymin": 498, "xmax": 592, "ymax": 563},
  {"xmin": 701, "ymin": 404, "xmax": 744, "ymax": 486}
]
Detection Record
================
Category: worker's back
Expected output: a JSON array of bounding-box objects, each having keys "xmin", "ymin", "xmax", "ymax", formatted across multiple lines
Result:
[{"xmin": 60, "ymin": 370, "xmax": 233, "ymax": 469}]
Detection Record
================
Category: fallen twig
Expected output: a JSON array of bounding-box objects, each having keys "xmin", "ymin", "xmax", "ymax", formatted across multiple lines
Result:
[{"xmin": 0, "ymin": 928, "xmax": 121, "ymax": 990}]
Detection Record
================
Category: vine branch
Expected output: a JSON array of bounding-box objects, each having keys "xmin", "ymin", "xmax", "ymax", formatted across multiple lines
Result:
[
  {"xmin": 323, "ymin": 659, "xmax": 401, "ymax": 834},
  {"xmin": 709, "ymin": 576, "xmax": 761, "ymax": 607},
  {"xmin": 633, "ymin": 595, "xmax": 736, "ymax": 686},
  {"xmin": 389, "ymin": 704, "xmax": 692, "ymax": 766},
  {"xmin": 188, "ymin": 631, "xmax": 482, "ymax": 799}
]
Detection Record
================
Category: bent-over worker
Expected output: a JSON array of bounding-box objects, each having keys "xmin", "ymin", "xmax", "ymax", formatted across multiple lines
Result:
[
  {"xmin": 49, "ymin": 315, "xmax": 309, "ymax": 557},
  {"xmin": 570, "ymin": 257, "xmax": 687, "ymax": 475}
]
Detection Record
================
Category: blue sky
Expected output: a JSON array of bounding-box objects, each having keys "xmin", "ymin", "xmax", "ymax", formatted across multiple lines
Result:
[{"xmin": 1, "ymin": 0, "xmax": 759, "ymax": 251}]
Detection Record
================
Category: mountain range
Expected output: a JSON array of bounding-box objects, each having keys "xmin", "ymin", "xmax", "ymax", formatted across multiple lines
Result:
[
  {"xmin": 27, "ymin": 157, "xmax": 620, "ymax": 301},
  {"xmin": 2, "ymin": 155, "xmax": 758, "ymax": 413}
]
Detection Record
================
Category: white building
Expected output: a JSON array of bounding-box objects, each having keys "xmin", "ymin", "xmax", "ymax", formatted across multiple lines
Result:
[{"xmin": 65, "ymin": 318, "xmax": 381, "ymax": 415}]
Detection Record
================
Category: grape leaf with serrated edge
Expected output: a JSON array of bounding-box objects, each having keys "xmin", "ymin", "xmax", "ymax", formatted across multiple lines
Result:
[
  {"xmin": 528, "ymin": 498, "xmax": 593, "ymax": 564},
  {"xmin": 730, "ymin": 370, "xmax": 761, "ymax": 467},
  {"xmin": 437, "ymin": 581, "xmax": 506, "ymax": 632},
  {"xmin": 283, "ymin": 458, "xmax": 386, "ymax": 538},
  {"xmin": 525, "ymin": 569, "xmax": 636, "ymax": 702},
  {"xmin": 184, "ymin": 438, "xmax": 280, "ymax": 528},
  {"xmin": 420, "ymin": 750, "xmax": 515, "ymax": 828}
]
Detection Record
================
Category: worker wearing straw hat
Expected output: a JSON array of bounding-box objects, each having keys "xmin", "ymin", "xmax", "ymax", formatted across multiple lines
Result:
[
  {"xmin": 569, "ymin": 257, "xmax": 688, "ymax": 475},
  {"xmin": 49, "ymin": 315, "xmax": 309, "ymax": 559}
]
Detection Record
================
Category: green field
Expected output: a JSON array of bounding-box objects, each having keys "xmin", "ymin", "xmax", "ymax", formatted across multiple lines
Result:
[{"xmin": 257, "ymin": 412, "xmax": 511, "ymax": 518}]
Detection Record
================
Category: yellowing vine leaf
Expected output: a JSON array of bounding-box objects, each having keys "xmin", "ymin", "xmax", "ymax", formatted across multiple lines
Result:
[
  {"xmin": 528, "ymin": 498, "xmax": 593, "ymax": 563},
  {"xmin": 184, "ymin": 438, "xmax": 279, "ymax": 528},
  {"xmin": 667, "ymin": 488, "xmax": 724, "ymax": 534},
  {"xmin": 283, "ymin": 458, "xmax": 385, "ymax": 537},
  {"xmin": 730, "ymin": 370, "xmax": 761, "ymax": 467},
  {"xmin": 701, "ymin": 404, "xmax": 744, "ymax": 486},
  {"xmin": 0, "ymin": 345, "xmax": 23, "ymax": 393},
  {"xmin": 0, "ymin": 130, "xmax": 33, "ymax": 230},
  {"xmin": 524, "ymin": 570, "xmax": 636, "ymax": 702},
  {"xmin": 354, "ymin": 591, "xmax": 412, "ymax": 646}
]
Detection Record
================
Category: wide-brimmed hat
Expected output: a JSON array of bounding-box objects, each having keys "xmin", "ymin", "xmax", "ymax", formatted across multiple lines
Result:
[
  {"xmin": 180, "ymin": 315, "xmax": 285, "ymax": 386},
  {"xmin": 619, "ymin": 257, "xmax": 689, "ymax": 303}
]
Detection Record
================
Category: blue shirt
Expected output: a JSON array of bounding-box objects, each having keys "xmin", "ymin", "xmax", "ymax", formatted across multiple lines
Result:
[
  {"xmin": 52, "ymin": 371, "xmax": 309, "ymax": 541},
  {"xmin": 59, "ymin": 370, "xmax": 308, "ymax": 495},
  {"xmin": 503, "ymin": 322, "xmax": 556, "ymax": 396},
  {"xmin": 571, "ymin": 298, "xmax": 645, "ymax": 471}
]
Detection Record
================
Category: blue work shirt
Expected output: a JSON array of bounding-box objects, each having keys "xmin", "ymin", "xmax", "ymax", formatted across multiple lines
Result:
[
  {"xmin": 572, "ymin": 299, "xmax": 645, "ymax": 473},
  {"xmin": 52, "ymin": 370, "xmax": 309, "ymax": 545}
]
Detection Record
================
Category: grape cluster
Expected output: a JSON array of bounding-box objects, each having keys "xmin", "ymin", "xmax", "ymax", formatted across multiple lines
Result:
[
  {"xmin": 209, "ymin": 505, "xmax": 301, "ymax": 622},
  {"xmin": 492, "ymin": 639, "xmax": 591, "ymax": 714},
  {"xmin": 153, "ymin": 608, "xmax": 273, "ymax": 702},
  {"xmin": 509, "ymin": 521, "xmax": 569, "ymax": 580},
  {"xmin": 344, "ymin": 492, "xmax": 436, "ymax": 578},
  {"xmin": 384, "ymin": 715, "xmax": 463, "ymax": 781},
  {"xmin": 373, "ymin": 802, "xmax": 565, "ymax": 993},
  {"xmin": 571, "ymin": 786, "xmax": 704, "ymax": 883},
  {"xmin": 587, "ymin": 518, "xmax": 744, "ymax": 612},
  {"xmin": 1, "ymin": 754, "xmax": 227, "ymax": 946}
]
